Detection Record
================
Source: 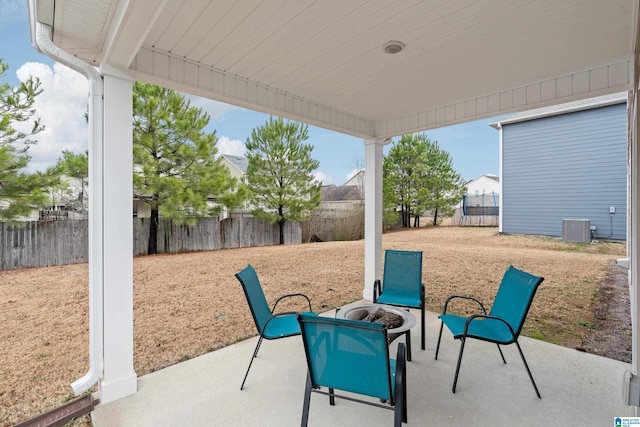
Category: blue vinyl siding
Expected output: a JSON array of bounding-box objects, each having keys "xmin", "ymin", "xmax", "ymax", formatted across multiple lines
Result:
[{"xmin": 502, "ymin": 102, "xmax": 627, "ymax": 240}]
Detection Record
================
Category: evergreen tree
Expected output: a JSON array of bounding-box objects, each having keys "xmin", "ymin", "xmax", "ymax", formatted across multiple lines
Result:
[
  {"xmin": 422, "ymin": 140, "xmax": 467, "ymax": 225},
  {"xmin": 245, "ymin": 117, "xmax": 321, "ymax": 244},
  {"xmin": 133, "ymin": 82, "xmax": 244, "ymax": 254},
  {"xmin": 383, "ymin": 133, "xmax": 466, "ymax": 227},
  {"xmin": 0, "ymin": 58, "xmax": 59, "ymax": 221},
  {"xmin": 52, "ymin": 150, "xmax": 89, "ymax": 213}
]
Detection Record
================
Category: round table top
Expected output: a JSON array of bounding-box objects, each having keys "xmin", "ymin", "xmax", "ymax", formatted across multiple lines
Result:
[{"xmin": 335, "ymin": 303, "xmax": 417, "ymax": 333}]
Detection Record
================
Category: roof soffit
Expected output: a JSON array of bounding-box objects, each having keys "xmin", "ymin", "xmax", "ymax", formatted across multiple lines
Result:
[{"xmin": 35, "ymin": 0, "xmax": 639, "ymax": 138}]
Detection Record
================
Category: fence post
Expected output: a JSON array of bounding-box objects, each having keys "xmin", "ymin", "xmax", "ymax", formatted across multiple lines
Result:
[{"xmin": 0, "ymin": 222, "xmax": 4, "ymax": 271}]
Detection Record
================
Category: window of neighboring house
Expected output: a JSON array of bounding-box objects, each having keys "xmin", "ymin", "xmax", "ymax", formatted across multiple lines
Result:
[
  {"xmin": 133, "ymin": 204, "xmax": 138, "ymax": 217},
  {"xmin": 474, "ymin": 190, "xmax": 479, "ymax": 196}
]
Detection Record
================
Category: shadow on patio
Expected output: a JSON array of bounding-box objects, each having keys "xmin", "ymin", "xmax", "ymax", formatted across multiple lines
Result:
[{"xmin": 92, "ymin": 305, "xmax": 632, "ymax": 426}]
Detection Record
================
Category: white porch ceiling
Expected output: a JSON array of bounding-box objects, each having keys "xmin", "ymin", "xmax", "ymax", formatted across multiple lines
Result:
[{"xmin": 32, "ymin": 0, "xmax": 638, "ymax": 138}]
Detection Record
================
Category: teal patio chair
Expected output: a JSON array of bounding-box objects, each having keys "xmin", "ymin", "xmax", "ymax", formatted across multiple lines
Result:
[
  {"xmin": 374, "ymin": 249, "xmax": 425, "ymax": 360},
  {"xmin": 297, "ymin": 313, "xmax": 407, "ymax": 426},
  {"xmin": 235, "ymin": 264, "xmax": 316, "ymax": 390},
  {"xmin": 435, "ymin": 265, "xmax": 544, "ymax": 398}
]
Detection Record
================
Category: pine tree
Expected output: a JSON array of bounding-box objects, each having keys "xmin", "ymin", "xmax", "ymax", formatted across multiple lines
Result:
[
  {"xmin": 132, "ymin": 82, "xmax": 244, "ymax": 254},
  {"xmin": 383, "ymin": 133, "xmax": 466, "ymax": 227},
  {"xmin": 245, "ymin": 117, "xmax": 321, "ymax": 244},
  {"xmin": 422, "ymin": 140, "xmax": 467, "ymax": 225},
  {"xmin": 52, "ymin": 150, "xmax": 89, "ymax": 213},
  {"xmin": 0, "ymin": 58, "xmax": 59, "ymax": 221}
]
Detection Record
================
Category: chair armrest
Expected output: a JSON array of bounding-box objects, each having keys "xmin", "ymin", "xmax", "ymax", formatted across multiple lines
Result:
[
  {"xmin": 442, "ymin": 295, "xmax": 487, "ymax": 315},
  {"xmin": 396, "ymin": 342, "xmax": 406, "ymax": 364},
  {"xmin": 373, "ymin": 279, "xmax": 381, "ymax": 303},
  {"xmin": 394, "ymin": 343, "xmax": 407, "ymax": 408},
  {"xmin": 262, "ymin": 310, "xmax": 303, "ymax": 331},
  {"xmin": 272, "ymin": 293, "xmax": 313, "ymax": 313},
  {"xmin": 463, "ymin": 313, "xmax": 517, "ymax": 339}
]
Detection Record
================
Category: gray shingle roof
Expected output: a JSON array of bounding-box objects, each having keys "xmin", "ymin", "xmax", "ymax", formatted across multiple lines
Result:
[
  {"xmin": 321, "ymin": 185, "xmax": 362, "ymax": 201},
  {"xmin": 221, "ymin": 154, "xmax": 248, "ymax": 173}
]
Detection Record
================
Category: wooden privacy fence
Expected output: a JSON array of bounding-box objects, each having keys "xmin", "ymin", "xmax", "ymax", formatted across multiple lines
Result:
[
  {"xmin": 301, "ymin": 209, "xmax": 364, "ymax": 242},
  {"xmin": 0, "ymin": 217, "xmax": 301, "ymax": 271},
  {"xmin": 133, "ymin": 217, "xmax": 301, "ymax": 254},
  {"xmin": 0, "ymin": 220, "xmax": 88, "ymax": 271}
]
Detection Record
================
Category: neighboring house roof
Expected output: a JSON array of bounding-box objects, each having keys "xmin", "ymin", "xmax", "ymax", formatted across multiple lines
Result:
[
  {"xmin": 321, "ymin": 185, "xmax": 362, "ymax": 201},
  {"xmin": 344, "ymin": 170, "xmax": 365, "ymax": 186},
  {"xmin": 220, "ymin": 154, "xmax": 248, "ymax": 174},
  {"xmin": 489, "ymin": 92, "xmax": 627, "ymax": 129},
  {"xmin": 466, "ymin": 174, "xmax": 499, "ymax": 185}
]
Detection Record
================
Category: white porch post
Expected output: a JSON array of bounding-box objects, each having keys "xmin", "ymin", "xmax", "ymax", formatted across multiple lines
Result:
[
  {"xmin": 631, "ymin": 6, "xmax": 640, "ymax": 415},
  {"xmin": 632, "ymin": 87, "xmax": 640, "ymax": 402},
  {"xmin": 363, "ymin": 138, "xmax": 388, "ymax": 300},
  {"xmin": 497, "ymin": 124, "xmax": 504, "ymax": 233},
  {"xmin": 99, "ymin": 65, "xmax": 137, "ymax": 403},
  {"xmin": 629, "ymin": 85, "xmax": 640, "ymax": 415}
]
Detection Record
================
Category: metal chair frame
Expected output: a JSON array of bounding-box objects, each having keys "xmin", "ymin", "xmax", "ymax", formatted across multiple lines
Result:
[
  {"xmin": 373, "ymin": 249, "xmax": 426, "ymax": 361},
  {"xmin": 298, "ymin": 314, "xmax": 407, "ymax": 427},
  {"xmin": 435, "ymin": 265, "xmax": 544, "ymax": 398},
  {"xmin": 235, "ymin": 264, "xmax": 314, "ymax": 390}
]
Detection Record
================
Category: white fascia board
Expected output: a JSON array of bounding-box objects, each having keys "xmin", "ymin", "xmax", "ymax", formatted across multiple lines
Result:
[
  {"xmin": 130, "ymin": 47, "xmax": 376, "ymax": 139},
  {"xmin": 378, "ymin": 58, "xmax": 632, "ymax": 138},
  {"xmin": 28, "ymin": 0, "xmax": 53, "ymax": 50},
  {"xmin": 130, "ymin": 47, "xmax": 631, "ymax": 140},
  {"xmin": 102, "ymin": 0, "xmax": 167, "ymax": 68}
]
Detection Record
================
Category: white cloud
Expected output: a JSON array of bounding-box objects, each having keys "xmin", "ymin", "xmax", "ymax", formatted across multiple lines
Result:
[
  {"xmin": 15, "ymin": 62, "xmax": 89, "ymax": 172},
  {"xmin": 12, "ymin": 62, "xmax": 247, "ymax": 172},
  {"xmin": 217, "ymin": 136, "xmax": 245, "ymax": 156},
  {"xmin": 314, "ymin": 171, "xmax": 331, "ymax": 184}
]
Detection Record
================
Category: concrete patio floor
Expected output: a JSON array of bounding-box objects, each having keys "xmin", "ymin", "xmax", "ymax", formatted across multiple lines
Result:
[{"xmin": 92, "ymin": 305, "xmax": 634, "ymax": 426}]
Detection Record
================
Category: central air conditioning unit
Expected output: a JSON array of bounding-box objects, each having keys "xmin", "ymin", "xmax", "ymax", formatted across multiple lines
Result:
[{"xmin": 562, "ymin": 219, "xmax": 591, "ymax": 243}]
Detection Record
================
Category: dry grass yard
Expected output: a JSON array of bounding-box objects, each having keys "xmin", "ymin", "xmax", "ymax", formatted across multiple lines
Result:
[{"xmin": 0, "ymin": 226, "xmax": 628, "ymax": 426}]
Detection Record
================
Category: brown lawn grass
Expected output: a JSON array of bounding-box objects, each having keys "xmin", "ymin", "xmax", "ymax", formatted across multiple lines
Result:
[{"xmin": 0, "ymin": 226, "xmax": 626, "ymax": 426}]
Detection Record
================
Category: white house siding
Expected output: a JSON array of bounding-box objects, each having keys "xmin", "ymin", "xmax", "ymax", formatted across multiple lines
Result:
[
  {"xmin": 132, "ymin": 199, "xmax": 151, "ymax": 218},
  {"xmin": 344, "ymin": 170, "xmax": 365, "ymax": 188},
  {"xmin": 501, "ymin": 102, "xmax": 627, "ymax": 240},
  {"xmin": 466, "ymin": 175, "xmax": 499, "ymax": 196},
  {"xmin": 219, "ymin": 155, "xmax": 247, "ymax": 181}
]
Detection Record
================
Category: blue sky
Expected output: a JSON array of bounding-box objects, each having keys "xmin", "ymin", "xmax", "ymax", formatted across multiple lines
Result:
[{"xmin": 0, "ymin": 1, "xmax": 500, "ymax": 184}]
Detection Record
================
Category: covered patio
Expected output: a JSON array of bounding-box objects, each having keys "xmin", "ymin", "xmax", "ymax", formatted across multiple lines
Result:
[
  {"xmin": 26, "ymin": 0, "xmax": 640, "ymax": 423},
  {"xmin": 91, "ymin": 307, "xmax": 632, "ymax": 426}
]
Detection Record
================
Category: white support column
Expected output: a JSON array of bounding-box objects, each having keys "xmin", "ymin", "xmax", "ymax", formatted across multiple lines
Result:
[
  {"xmin": 630, "ymin": 87, "xmax": 640, "ymax": 416},
  {"xmin": 631, "ymin": 7, "xmax": 640, "ymax": 415},
  {"xmin": 632, "ymin": 89, "xmax": 639, "ymax": 375},
  {"xmin": 623, "ymin": 4, "xmax": 640, "ymax": 415},
  {"xmin": 497, "ymin": 124, "xmax": 504, "ymax": 233},
  {"xmin": 363, "ymin": 138, "xmax": 388, "ymax": 300},
  {"xmin": 99, "ymin": 64, "xmax": 137, "ymax": 403}
]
